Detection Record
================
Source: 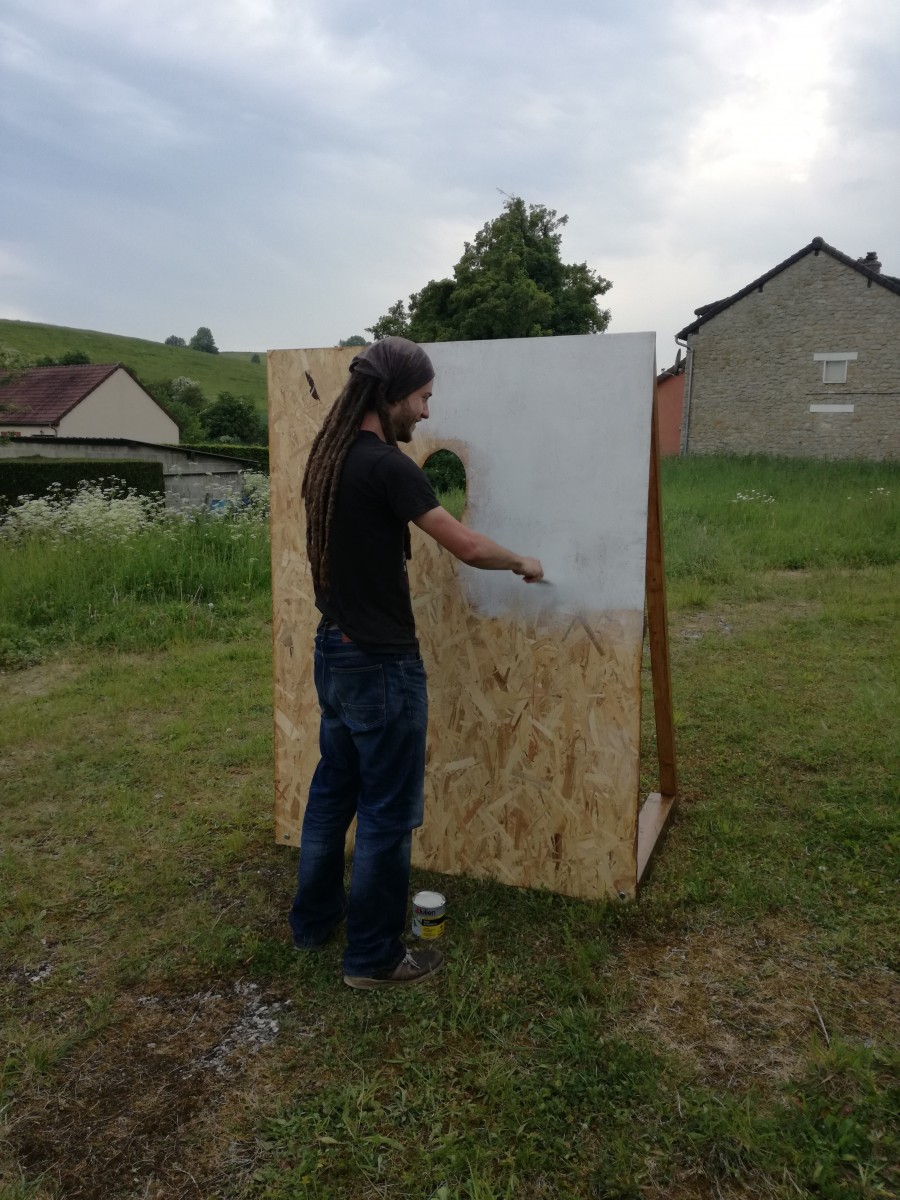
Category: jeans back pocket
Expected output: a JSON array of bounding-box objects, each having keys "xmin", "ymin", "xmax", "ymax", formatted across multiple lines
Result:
[{"xmin": 331, "ymin": 664, "xmax": 387, "ymax": 732}]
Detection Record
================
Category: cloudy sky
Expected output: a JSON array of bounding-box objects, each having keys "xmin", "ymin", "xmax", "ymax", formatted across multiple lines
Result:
[{"xmin": 2, "ymin": 0, "xmax": 898, "ymax": 359}]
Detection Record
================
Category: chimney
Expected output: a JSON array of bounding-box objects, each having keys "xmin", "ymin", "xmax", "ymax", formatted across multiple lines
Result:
[{"xmin": 858, "ymin": 250, "xmax": 882, "ymax": 274}]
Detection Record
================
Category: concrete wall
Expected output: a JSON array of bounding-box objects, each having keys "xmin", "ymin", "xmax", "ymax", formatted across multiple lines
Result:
[
  {"xmin": 683, "ymin": 251, "xmax": 900, "ymax": 460},
  {"xmin": 0, "ymin": 439, "xmax": 252, "ymax": 509},
  {"xmin": 57, "ymin": 370, "xmax": 180, "ymax": 444}
]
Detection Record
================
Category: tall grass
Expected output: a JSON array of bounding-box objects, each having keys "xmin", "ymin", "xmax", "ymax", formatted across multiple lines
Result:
[
  {"xmin": 1, "ymin": 458, "xmax": 896, "ymax": 667},
  {"xmin": 660, "ymin": 456, "xmax": 897, "ymax": 606},
  {"xmin": 0, "ymin": 477, "xmax": 270, "ymax": 666}
]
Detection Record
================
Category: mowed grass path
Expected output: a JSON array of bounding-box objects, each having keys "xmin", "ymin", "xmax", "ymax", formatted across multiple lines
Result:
[{"xmin": 1, "ymin": 458, "xmax": 897, "ymax": 1199}]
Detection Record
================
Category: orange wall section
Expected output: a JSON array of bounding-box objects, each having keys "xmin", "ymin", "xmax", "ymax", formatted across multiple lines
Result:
[{"xmin": 657, "ymin": 372, "xmax": 685, "ymax": 456}]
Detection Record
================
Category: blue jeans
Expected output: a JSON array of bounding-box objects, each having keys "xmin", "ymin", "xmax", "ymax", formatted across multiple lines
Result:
[{"xmin": 289, "ymin": 627, "xmax": 428, "ymax": 976}]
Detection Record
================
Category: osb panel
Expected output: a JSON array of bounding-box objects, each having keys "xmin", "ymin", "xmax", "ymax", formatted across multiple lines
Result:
[
  {"xmin": 268, "ymin": 347, "xmax": 644, "ymax": 900},
  {"xmin": 268, "ymin": 348, "xmax": 356, "ymax": 850}
]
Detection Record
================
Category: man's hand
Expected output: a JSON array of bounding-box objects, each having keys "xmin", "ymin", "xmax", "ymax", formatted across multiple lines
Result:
[
  {"xmin": 514, "ymin": 557, "xmax": 544, "ymax": 583},
  {"xmin": 413, "ymin": 507, "xmax": 544, "ymax": 580}
]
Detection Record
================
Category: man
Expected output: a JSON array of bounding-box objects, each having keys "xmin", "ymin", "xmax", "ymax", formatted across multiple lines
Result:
[{"xmin": 289, "ymin": 337, "xmax": 543, "ymax": 989}]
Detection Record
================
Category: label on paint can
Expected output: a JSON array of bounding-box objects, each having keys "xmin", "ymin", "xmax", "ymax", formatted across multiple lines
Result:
[{"xmin": 412, "ymin": 890, "xmax": 446, "ymax": 940}]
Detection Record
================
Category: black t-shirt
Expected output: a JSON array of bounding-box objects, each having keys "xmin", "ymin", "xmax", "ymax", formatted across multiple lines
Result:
[{"xmin": 315, "ymin": 431, "xmax": 439, "ymax": 653}]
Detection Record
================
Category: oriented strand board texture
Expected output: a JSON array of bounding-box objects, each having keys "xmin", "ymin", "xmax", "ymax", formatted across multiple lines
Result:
[{"xmin": 269, "ymin": 335, "xmax": 655, "ymax": 900}]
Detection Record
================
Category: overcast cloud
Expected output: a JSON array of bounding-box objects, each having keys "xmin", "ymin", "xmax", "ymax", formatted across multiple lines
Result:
[{"xmin": 1, "ymin": 0, "xmax": 898, "ymax": 359}]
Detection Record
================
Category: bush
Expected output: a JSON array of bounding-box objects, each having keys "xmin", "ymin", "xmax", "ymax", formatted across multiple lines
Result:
[
  {"xmin": 34, "ymin": 350, "xmax": 91, "ymax": 366},
  {"xmin": 200, "ymin": 392, "xmax": 266, "ymax": 443},
  {"xmin": 0, "ymin": 460, "xmax": 164, "ymax": 511},
  {"xmin": 146, "ymin": 377, "xmax": 208, "ymax": 442},
  {"xmin": 423, "ymin": 448, "xmax": 466, "ymax": 494},
  {"xmin": 165, "ymin": 335, "xmax": 187, "ymax": 347}
]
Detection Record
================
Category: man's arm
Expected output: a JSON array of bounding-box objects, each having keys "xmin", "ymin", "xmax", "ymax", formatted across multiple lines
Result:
[{"xmin": 412, "ymin": 506, "xmax": 543, "ymax": 582}]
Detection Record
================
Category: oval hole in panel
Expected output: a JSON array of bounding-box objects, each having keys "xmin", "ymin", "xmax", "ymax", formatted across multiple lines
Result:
[{"xmin": 423, "ymin": 449, "xmax": 467, "ymax": 519}]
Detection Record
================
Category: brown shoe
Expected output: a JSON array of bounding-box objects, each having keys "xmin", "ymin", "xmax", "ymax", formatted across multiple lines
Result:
[{"xmin": 344, "ymin": 948, "xmax": 445, "ymax": 990}]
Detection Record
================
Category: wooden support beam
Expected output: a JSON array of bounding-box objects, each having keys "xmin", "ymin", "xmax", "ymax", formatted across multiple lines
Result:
[{"xmin": 635, "ymin": 378, "xmax": 678, "ymax": 889}]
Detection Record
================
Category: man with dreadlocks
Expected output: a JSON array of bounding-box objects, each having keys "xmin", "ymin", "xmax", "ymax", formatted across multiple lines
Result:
[{"xmin": 289, "ymin": 336, "xmax": 543, "ymax": 988}]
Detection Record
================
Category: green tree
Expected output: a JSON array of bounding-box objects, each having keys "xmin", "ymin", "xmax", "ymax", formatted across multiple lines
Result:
[
  {"xmin": 0, "ymin": 347, "xmax": 25, "ymax": 389},
  {"xmin": 189, "ymin": 326, "xmax": 219, "ymax": 354},
  {"xmin": 164, "ymin": 334, "xmax": 186, "ymax": 347},
  {"xmin": 201, "ymin": 392, "xmax": 266, "ymax": 443},
  {"xmin": 338, "ymin": 335, "xmax": 368, "ymax": 347},
  {"xmin": 366, "ymin": 300, "xmax": 413, "ymax": 342},
  {"xmin": 367, "ymin": 197, "xmax": 612, "ymax": 342},
  {"xmin": 146, "ymin": 377, "xmax": 207, "ymax": 442},
  {"xmin": 147, "ymin": 376, "xmax": 206, "ymax": 410}
]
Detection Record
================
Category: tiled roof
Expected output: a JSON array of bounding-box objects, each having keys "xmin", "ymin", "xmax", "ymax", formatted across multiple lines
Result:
[
  {"xmin": 0, "ymin": 364, "xmax": 123, "ymax": 425},
  {"xmin": 676, "ymin": 237, "xmax": 900, "ymax": 340},
  {"xmin": 657, "ymin": 351, "xmax": 685, "ymax": 382}
]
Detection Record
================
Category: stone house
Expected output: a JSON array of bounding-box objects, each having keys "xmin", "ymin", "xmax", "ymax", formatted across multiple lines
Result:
[
  {"xmin": 0, "ymin": 363, "xmax": 179, "ymax": 443},
  {"xmin": 676, "ymin": 237, "xmax": 900, "ymax": 460}
]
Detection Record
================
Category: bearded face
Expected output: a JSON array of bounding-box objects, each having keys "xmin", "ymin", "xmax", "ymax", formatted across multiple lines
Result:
[{"xmin": 388, "ymin": 381, "xmax": 433, "ymax": 443}]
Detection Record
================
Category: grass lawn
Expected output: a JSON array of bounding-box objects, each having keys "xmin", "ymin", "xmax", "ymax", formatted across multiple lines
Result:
[{"xmin": 0, "ymin": 457, "xmax": 897, "ymax": 1199}]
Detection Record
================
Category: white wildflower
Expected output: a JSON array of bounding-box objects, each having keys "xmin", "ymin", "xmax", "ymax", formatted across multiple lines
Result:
[{"xmin": 732, "ymin": 489, "xmax": 775, "ymax": 504}]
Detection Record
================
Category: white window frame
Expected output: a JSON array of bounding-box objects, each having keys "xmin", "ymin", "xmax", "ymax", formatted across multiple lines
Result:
[{"xmin": 813, "ymin": 351, "xmax": 857, "ymax": 384}]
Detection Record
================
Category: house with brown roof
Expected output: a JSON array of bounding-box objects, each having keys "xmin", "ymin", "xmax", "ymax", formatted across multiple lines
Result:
[
  {"xmin": 676, "ymin": 237, "xmax": 900, "ymax": 460},
  {"xmin": 0, "ymin": 363, "xmax": 179, "ymax": 444}
]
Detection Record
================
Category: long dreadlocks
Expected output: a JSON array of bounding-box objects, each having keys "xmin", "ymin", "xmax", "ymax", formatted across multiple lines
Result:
[{"xmin": 301, "ymin": 337, "xmax": 434, "ymax": 594}]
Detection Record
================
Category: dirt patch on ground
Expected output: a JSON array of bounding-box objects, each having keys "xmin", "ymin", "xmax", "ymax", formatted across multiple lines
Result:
[
  {"xmin": 4, "ymin": 980, "xmax": 292, "ymax": 1200},
  {"xmin": 1, "ymin": 660, "xmax": 84, "ymax": 699},
  {"xmin": 607, "ymin": 918, "xmax": 897, "ymax": 1089},
  {"xmin": 677, "ymin": 613, "xmax": 737, "ymax": 641},
  {"xmin": 676, "ymin": 597, "xmax": 824, "ymax": 643}
]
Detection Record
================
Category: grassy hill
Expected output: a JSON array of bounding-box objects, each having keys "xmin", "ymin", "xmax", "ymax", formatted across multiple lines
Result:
[{"xmin": 0, "ymin": 319, "xmax": 269, "ymax": 410}]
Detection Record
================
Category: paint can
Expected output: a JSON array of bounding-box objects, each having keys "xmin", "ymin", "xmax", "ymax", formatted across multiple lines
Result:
[{"xmin": 412, "ymin": 890, "xmax": 446, "ymax": 941}]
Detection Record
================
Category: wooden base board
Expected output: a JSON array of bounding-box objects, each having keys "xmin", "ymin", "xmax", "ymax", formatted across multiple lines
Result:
[{"xmin": 636, "ymin": 792, "xmax": 676, "ymax": 882}]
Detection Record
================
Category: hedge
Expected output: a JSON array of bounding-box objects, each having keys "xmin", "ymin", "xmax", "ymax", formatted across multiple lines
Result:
[
  {"xmin": 0, "ymin": 459, "xmax": 165, "ymax": 509},
  {"xmin": 179, "ymin": 443, "xmax": 269, "ymax": 472}
]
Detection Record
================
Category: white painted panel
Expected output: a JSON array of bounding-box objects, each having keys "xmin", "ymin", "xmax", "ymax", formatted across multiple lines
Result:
[
  {"xmin": 420, "ymin": 333, "xmax": 656, "ymax": 616},
  {"xmin": 809, "ymin": 403, "xmax": 855, "ymax": 413}
]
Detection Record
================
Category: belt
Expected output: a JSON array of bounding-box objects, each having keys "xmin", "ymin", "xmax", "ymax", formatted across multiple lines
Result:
[{"xmin": 319, "ymin": 619, "xmax": 352, "ymax": 643}]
